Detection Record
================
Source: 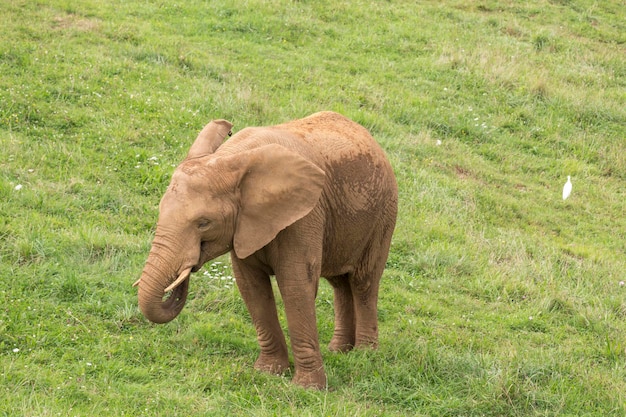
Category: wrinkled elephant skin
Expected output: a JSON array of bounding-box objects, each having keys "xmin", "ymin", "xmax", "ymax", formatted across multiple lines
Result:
[{"xmin": 135, "ymin": 111, "xmax": 398, "ymax": 389}]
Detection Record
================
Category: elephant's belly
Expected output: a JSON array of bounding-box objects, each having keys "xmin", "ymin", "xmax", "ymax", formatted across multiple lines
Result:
[{"xmin": 320, "ymin": 233, "xmax": 367, "ymax": 277}]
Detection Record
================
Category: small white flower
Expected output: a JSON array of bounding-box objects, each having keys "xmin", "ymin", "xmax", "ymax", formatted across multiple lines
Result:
[
  {"xmin": 86, "ymin": 362, "xmax": 92, "ymax": 366},
  {"xmin": 619, "ymin": 281, "xmax": 625, "ymax": 287},
  {"xmin": 436, "ymin": 140, "xmax": 442, "ymax": 146},
  {"xmin": 13, "ymin": 348, "xmax": 19, "ymax": 353},
  {"xmin": 14, "ymin": 184, "xmax": 22, "ymax": 191}
]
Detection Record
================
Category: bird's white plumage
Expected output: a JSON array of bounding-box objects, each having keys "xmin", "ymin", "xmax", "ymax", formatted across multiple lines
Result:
[{"xmin": 562, "ymin": 176, "xmax": 572, "ymax": 200}]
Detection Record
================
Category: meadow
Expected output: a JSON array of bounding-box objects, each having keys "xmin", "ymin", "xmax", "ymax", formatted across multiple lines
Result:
[{"xmin": 1, "ymin": 0, "xmax": 625, "ymax": 415}]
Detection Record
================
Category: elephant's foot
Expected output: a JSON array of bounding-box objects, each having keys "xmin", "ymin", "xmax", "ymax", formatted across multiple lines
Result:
[
  {"xmin": 293, "ymin": 367, "xmax": 327, "ymax": 389},
  {"xmin": 328, "ymin": 338, "xmax": 354, "ymax": 353},
  {"xmin": 328, "ymin": 332, "xmax": 356, "ymax": 353},
  {"xmin": 355, "ymin": 334, "xmax": 378, "ymax": 350},
  {"xmin": 254, "ymin": 354, "xmax": 290, "ymax": 375}
]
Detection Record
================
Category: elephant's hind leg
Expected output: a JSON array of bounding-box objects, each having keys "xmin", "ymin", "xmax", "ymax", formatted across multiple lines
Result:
[
  {"xmin": 326, "ymin": 274, "xmax": 356, "ymax": 352},
  {"xmin": 348, "ymin": 268, "xmax": 381, "ymax": 349},
  {"xmin": 349, "ymin": 223, "xmax": 394, "ymax": 349}
]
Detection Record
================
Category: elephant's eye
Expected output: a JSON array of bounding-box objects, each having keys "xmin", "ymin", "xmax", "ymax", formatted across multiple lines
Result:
[{"xmin": 198, "ymin": 219, "xmax": 211, "ymax": 230}]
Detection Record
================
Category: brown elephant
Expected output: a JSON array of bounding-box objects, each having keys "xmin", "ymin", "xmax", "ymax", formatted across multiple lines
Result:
[{"xmin": 134, "ymin": 111, "xmax": 397, "ymax": 388}]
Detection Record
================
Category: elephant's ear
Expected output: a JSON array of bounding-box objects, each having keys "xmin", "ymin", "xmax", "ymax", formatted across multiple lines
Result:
[
  {"xmin": 186, "ymin": 119, "xmax": 233, "ymax": 159},
  {"xmin": 233, "ymin": 144, "xmax": 326, "ymax": 259}
]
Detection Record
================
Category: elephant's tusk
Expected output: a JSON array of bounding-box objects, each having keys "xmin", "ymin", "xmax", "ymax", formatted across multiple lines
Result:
[
  {"xmin": 132, "ymin": 278, "xmax": 141, "ymax": 287},
  {"xmin": 164, "ymin": 267, "xmax": 192, "ymax": 293}
]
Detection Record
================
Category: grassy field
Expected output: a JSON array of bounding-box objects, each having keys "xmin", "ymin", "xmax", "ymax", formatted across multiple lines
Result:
[{"xmin": 1, "ymin": 0, "xmax": 625, "ymax": 415}]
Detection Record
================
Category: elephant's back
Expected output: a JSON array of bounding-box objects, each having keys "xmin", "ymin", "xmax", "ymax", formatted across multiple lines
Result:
[
  {"xmin": 280, "ymin": 111, "xmax": 384, "ymax": 158},
  {"xmin": 278, "ymin": 112, "xmax": 393, "ymax": 176},
  {"xmin": 222, "ymin": 111, "xmax": 397, "ymax": 202}
]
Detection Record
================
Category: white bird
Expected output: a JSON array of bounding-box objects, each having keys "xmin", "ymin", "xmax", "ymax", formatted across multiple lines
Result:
[{"xmin": 562, "ymin": 176, "xmax": 572, "ymax": 200}]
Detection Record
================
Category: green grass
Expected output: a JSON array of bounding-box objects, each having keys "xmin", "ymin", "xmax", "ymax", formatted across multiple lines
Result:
[{"xmin": 1, "ymin": 0, "xmax": 625, "ymax": 415}]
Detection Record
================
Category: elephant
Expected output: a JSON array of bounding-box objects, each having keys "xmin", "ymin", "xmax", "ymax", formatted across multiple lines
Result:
[{"xmin": 133, "ymin": 111, "xmax": 398, "ymax": 389}]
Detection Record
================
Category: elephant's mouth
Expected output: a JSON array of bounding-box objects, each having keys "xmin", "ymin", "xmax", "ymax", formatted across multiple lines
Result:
[
  {"xmin": 160, "ymin": 272, "xmax": 190, "ymax": 315},
  {"xmin": 135, "ymin": 263, "xmax": 193, "ymax": 324},
  {"xmin": 164, "ymin": 267, "xmax": 193, "ymax": 293}
]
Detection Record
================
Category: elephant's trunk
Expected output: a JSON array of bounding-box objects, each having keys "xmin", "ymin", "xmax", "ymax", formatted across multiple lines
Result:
[{"xmin": 137, "ymin": 254, "xmax": 190, "ymax": 324}]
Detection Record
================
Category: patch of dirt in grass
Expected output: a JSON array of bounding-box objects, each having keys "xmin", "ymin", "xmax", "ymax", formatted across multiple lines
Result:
[{"xmin": 52, "ymin": 14, "xmax": 101, "ymax": 32}]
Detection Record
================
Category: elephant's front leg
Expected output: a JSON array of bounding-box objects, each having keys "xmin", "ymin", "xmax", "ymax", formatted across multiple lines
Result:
[
  {"xmin": 231, "ymin": 259, "xmax": 289, "ymax": 375},
  {"xmin": 276, "ymin": 262, "xmax": 326, "ymax": 389}
]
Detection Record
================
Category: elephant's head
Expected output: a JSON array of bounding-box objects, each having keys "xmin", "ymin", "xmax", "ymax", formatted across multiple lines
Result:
[{"xmin": 134, "ymin": 120, "xmax": 325, "ymax": 324}]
